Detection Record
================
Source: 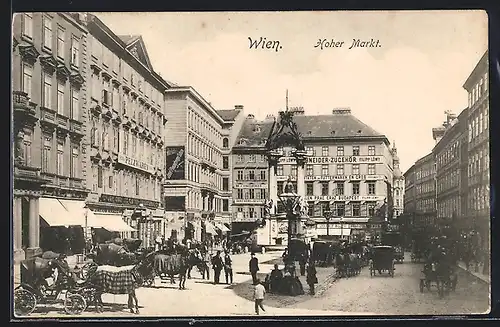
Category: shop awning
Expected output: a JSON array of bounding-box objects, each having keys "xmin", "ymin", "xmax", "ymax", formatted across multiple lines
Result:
[
  {"xmin": 39, "ymin": 198, "xmax": 80, "ymax": 227},
  {"xmin": 204, "ymin": 221, "xmax": 217, "ymax": 235},
  {"xmin": 58, "ymin": 200, "xmax": 103, "ymax": 228},
  {"xmin": 94, "ymin": 214, "xmax": 136, "ymax": 232},
  {"xmin": 316, "ymin": 228, "xmax": 352, "ymax": 236},
  {"xmin": 217, "ymin": 223, "xmax": 230, "ymax": 233}
]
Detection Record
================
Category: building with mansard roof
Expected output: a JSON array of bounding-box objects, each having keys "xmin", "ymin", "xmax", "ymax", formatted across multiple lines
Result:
[{"xmin": 231, "ymin": 107, "xmax": 397, "ymax": 244}]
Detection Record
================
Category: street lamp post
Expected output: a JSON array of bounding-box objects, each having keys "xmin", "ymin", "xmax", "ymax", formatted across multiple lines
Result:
[
  {"xmin": 278, "ymin": 179, "xmax": 301, "ymax": 272},
  {"xmin": 340, "ymin": 216, "xmax": 344, "ymax": 241},
  {"xmin": 324, "ymin": 210, "xmax": 331, "ymax": 236}
]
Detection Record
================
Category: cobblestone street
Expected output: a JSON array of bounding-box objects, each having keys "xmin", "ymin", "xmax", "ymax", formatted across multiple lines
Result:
[{"xmin": 23, "ymin": 251, "xmax": 489, "ymax": 318}]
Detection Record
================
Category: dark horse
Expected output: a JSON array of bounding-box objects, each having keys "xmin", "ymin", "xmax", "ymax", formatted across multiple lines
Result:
[
  {"xmin": 186, "ymin": 249, "xmax": 210, "ymax": 280},
  {"xmin": 92, "ymin": 243, "xmax": 138, "ymax": 267},
  {"xmin": 86, "ymin": 253, "xmax": 155, "ymax": 314},
  {"xmin": 150, "ymin": 248, "xmax": 191, "ymax": 290}
]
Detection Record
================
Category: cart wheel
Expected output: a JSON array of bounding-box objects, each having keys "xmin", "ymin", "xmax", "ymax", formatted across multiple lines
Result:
[
  {"xmin": 14, "ymin": 288, "xmax": 37, "ymax": 316},
  {"xmin": 64, "ymin": 293, "xmax": 87, "ymax": 315},
  {"xmin": 419, "ymin": 280, "xmax": 424, "ymax": 293}
]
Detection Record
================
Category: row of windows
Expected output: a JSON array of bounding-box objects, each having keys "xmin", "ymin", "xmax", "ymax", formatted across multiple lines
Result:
[
  {"xmin": 22, "ymin": 14, "xmax": 81, "ymax": 68},
  {"xmin": 468, "ymin": 185, "xmax": 490, "ymax": 212},
  {"xmin": 436, "ymin": 139, "xmax": 460, "ymax": 170},
  {"xmin": 188, "ymin": 108, "xmax": 223, "ymax": 150},
  {"xmin": 416, "ymin": 198, "xmax": 435, "ymax": 213},
  {"xmin": 468, "ymin": 104, "xmax": 488, "ymax": 143},
  {"xmin": 235, "ymin": 154, "xmax": 267, "ymax": 163},
  {"xmin": 236, "ymin": 189, "xmax": 267, "ymax": 200},
  {"xmin": 91, "ymin": 74, "xmax": 164, "ymax": 136},
  {"xmin": 468, "ymin": 146, "xmax": 489, "ymax": 177},
  {"xmin": 468, "ymin": 71, "xmax": 488, "ymax": 108},
  {"xmin": 185, "ymin": 160, "xmax": 224, "ymax": 191},
  {"xmin": 91, "ymin": 37, "xmax": 164, "ymax": 106},
  {"xmin": 304, "ymin": 145, "xmax": 377, "ymax": 157},
  {"xmin": 39, "ymin": 134, "xmax": 81, "ymax": 178},
  {"xmin": 91, "ymin": 165, "xmax": 162, "ymax": 201},
  {"xmin": 436, "ymin": 168, "xmax": 460, "ymax": 194},
  {"xmin": 437, "ymin": 196, "xmax": 460, "ymax": 219},
  {"xmin": 415, "ymin": 164, "xmax": 435, "ymax": 181},
  {"xmin": 415, "ymin": 180, "xmax": 435, "ymax": 195},
  {"xmin": 187, "ymin": 133, "xmax": 222, "ymax": 168}
]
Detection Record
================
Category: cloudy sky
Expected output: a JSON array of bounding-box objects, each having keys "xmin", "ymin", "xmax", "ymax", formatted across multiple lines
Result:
[{"xmin": 95, "ymin": 11, "xmax": 487, "ymax": 172}]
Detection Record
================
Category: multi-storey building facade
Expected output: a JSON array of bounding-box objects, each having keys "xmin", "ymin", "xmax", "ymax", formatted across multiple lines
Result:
[
  {"xmin": 413, "ymin": 153, "xmax": 437, "ymax": 228},
  {"xmin": 163, "ymin": 88, "xmax": 242, "ymax": 242},
  {"xmin": 463, "ymin": 50, "xmax": 489, "ymax": 272},
  {"xmin": 12, "ymin": 13, "xmax": 89, "ymax": 283},
  {"xmin": 232, "ymin": 108, "xmax": 395, "ymax": 244},
  {"xmin": 391, "ymin": 143, "xmax": 404, "ymax": 219},
  {"xmin": 433, "ymin": 109, "xmax": 468, "ymax": 228},
  {"xmin": 83, "ymin": 14, "xmax": 170, "ymax": 248}
]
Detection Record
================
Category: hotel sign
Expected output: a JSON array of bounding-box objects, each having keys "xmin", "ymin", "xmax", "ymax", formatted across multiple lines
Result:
[
  {"xmin": 304, "ymin": 195, "xmax": 385, "ymax": 202},
  {"xmin": 117, "ymin": 153, "xmax": 155, "ymax": 174},
  {"xmin": 279, "ymin": 156, "xmax": 383, "ymax": 164}
]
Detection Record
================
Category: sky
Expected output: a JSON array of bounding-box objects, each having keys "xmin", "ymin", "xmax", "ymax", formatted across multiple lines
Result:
[{"xmin": 95, "ymin": 11, "xmax": 487, "ymax": 173}]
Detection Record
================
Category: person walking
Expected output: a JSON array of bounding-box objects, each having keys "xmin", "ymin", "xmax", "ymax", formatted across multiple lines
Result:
[
  {"xmin": 224, "ymin": 250, "xmax": 233, "ymax": 284},
  {"xmin": 212, "ymin": 250, "xmax": 224, "ymax": 284},
  {"xmin": 299, "ymin": 253, "xmax": 307, "ymax": 276},
  {"xmin": 306, "ymin": 260, "xmax": 318, "ymax": 295},
  {"xmin": 249, "ymin": 252, "xmax": 260, "ymax": 285},
  {"xmin": 253, "ymin": 279, "xmax": 266, "ymax": 315}
]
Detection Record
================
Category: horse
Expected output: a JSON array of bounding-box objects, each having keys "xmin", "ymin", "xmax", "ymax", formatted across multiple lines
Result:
[
  {"xmin": 86, "ymin": 253, "xmax": 155, "ymax": 314},
  {"xmin": 94, "ymin": 243, "xmax": 138, "ymax": 267},
  {"xmin": 151, "ymin": 249, "xmax": 190, "ymax": 290},
  {"xmin": 186, "ymin": 249, "xmax": 210, "ymax": 280}
]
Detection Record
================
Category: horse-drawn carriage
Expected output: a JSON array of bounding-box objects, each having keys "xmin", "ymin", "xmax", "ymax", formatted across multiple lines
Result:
[
  {"xmin": 369, "ymin": 246, "xmax": 395, "ymax": 277},
  {"xmin": 419, "ymin": 261, "xmax": 458, "ymax": 297},
  {"xmin": 312, "ymin": 240, "xmax": 338, "ymax": 267},
  {"xmin": 14, "ymin": 252, "xmax": 91, "ymax": 316}
]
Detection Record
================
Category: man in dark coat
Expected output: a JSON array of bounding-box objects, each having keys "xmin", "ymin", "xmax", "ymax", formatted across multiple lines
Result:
[
  {"xmin": 224, "ymin": 250, "xmax": 233, "ymax": 284},
  {"xmin": 306, "ymin": 260, "xmax": 318, "ymax": 295},
  {"xmin": 212, "ymin": 250, "xmax": 224, "ymax": 284},
  {"xmin": 249, "ymin": 252, "xmax": 259, "ymax": 285}
]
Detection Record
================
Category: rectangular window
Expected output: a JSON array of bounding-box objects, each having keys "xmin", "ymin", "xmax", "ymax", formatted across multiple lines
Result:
[
  {"xmin": 248, "ymin": 170, "xmax": 255, "ymax": 180},
  {"xmin": 223, "ymin": 178, "xmax": 229, "ymax": 191},
  {"xmin": 56, "ymin": 27, "xmax": 65, "ymax": 59},
  {"xmin": 368, "ymin": 164, "xmax": 376, "ymax": 175},
  {"xmin": 306, "ymin": 183, "xmax": 314, "ymax": 196},
  {"xmin": 223, "ymin": 199, "xmax": 229, "ymax": 212},
  {"xmin": 368, "ymin": 203, "xmax": 375, "ymax": 216},
  {"xmin": 113, "ymin": 126, "xmax": 118, "ymax": 150},
  {"xmin": 43, "ymin": 15, "xmax": 53, "ymax": 50},
  {"xmin": 237, "ymin": 189, "xmax": 243, "ymax": 199},
  {"xmin": 322, "ymin": 146, "xmax": 329, "ymax": 157},
  {"xmin": 322, "ymin": 182, "xmax": 329, "ymax": 196},
  {"xmin": 109, "ymin": 175, "xmax": 113, "ymax": 189},
  {"xmin": 71, "ymin": 88, "xmax": 79, "ymax": 120},
  {"xmin": 291, "ymin": 166, "xmax": 297, "ymax": 177},
  {"xmin": 71, "ymin": 145, "xmax": 79, "ymax": 178},
  {"xmin": 22, "ymin": 63, "xmax": 33, "ymax": 99},
  {"xmin": 249, "ymin": 189, "xmax": 255, "ymax": 199},
  {"xmin": 102, "ymin": 89, "xmax": 110, "ymax": 105},
  {"xmin": 223, "ymin": 156, "xmax": 229, "ymax": 169},
  {"xmin": 337, "ymin": 146, "xmax": 344, "ymax": 157},
  {"xmin": 57, "ymin": 142, "xmax": 64, "ymax": 176},
  {"xmin": 42, "ymin": 136, "xmax": 52, "ymax": 173},
  {"xmin": 277, "ymin": 165, "xmax": 283, "ymax": 176},
  {"xmin": 336, "ymin": 182, "xmax": 344, "ymax": 195},
  {"xmin": 368, "ymin": 145, "xmax": 376, "ymax": 156},
  {"xmin": 98, "ymin": 166, "xmax": 103, "ymax": 188},
  {"xmin": 306, "ymin": 165, "xmax": 313, "ymax": 176},
  {"xmin": 322, "ymin": 165, "xmax": 329, "ymax": 176},
  {"xmin": 23, "ymin": 132, "xmax": 32, "ymax": 165},
  {"xmin": 43, "ymin": 74, "xmax": 52, "ymax": 109},
  {"xmin": 368, "ymin": 182, "xmax": 376, "ymax": 195},
  {"xmin": 337, "ymin": 164, "xmax": 344, "ymax": 175},
  {"xmin": 57, "ymin": 81, "xmax": 64, "ymax": 115},
  {"xmin": 237, "ymin": 170, "xmax": 243, "ymax": 180},
  {"xmin": 136, "ymin": 176, "xmax": 140, "ymax": 195},
  {"xmin": 71, "ymin": 36, "xmax": 80, "ymax": 67},
  {"xmin": 260, "ymin": 170, "xmax": 266, "ymax": 180},
  {"xmin": 352, "ymin": 202, "xmax": 360, "ymax": 216},
  {"xmin": 352, "ymin": 146, "xmax": 360, "ymax": 156},
  {"xmin": 306, "ymin": 146, "xmax": 314, "ymax": 156},
  {"xmin": 337, "ymin": 203, "xmax": 345, "ymax": 216},
  {"xmin": 22, "ymin": 13, "xmax": 33, "ymax": 38},
  {"xmin": 352, "ymin": 182, "xmax": 360, "ymax": 195},
  {"xmin": 249, "ymin": 154, "xmax": 256, "ymax": 162},
  {"xmin": 352, "ymin": 164, "xmax": 360, "ymax": 175}
]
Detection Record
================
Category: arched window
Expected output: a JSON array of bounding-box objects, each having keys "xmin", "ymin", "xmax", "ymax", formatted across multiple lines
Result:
[{"xmin": 222, "ymin": 137, "xmax": 229, "ymax": 149}]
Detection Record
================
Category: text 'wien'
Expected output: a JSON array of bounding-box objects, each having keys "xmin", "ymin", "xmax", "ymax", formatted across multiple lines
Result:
[{"xmin": 248, "ymin": 37, "xmax": 283, "ymax": 52}]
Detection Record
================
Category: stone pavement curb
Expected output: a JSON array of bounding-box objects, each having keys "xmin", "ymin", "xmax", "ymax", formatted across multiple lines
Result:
[
  {"xmin": 314, "ymin": 272, "xmax": 337, "ymax": 297},
  {"xmin": 456, "ymin": 262, "xmax": 490, "ymax": 285}
]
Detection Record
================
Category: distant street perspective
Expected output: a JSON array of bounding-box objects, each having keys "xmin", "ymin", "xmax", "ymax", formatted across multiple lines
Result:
[{"xmin": 12, "ymin": 12, "xmax": 489, "ymax": 318}]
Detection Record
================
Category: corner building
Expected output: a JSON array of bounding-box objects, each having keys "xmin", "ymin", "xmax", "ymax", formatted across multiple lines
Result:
[
  {"xmin": 163, "ymin": 88, "xmax": 242, "ymax": 242},
  {"xmin": 12, "ymin": 13, "xmax": 89, "ymax": 283},
  {"xmin": 232, "ymin": 108, "xmax": 396, "ymax": 244},
  {"xmin": 83, "ymin": 14, "xmax": 170, "ymax": 248}
]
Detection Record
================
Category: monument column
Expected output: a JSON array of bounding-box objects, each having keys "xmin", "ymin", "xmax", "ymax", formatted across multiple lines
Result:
[
  {"xmin": 293, "ymin": 150, "xmax": 308, "ymax": 236},
  {"xmin": 267, "ymin": 150, "xmax": 282, "ymax": 215}
]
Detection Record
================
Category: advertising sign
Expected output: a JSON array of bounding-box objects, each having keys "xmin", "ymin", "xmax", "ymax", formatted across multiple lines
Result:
[
  {"xmin": 117, "ymin": 153, "xmax": 155, "ymax": 174},
  {"xmin": 304, "ymin": 195, "xmax": 385, "ymax": 202},
  {"xmin": 279, "ymin": 155, "xmax": 384, "ymax": 164},
  {"xmin": 165, "ymin": 146, "xmax": 185, "ymax": 180}
]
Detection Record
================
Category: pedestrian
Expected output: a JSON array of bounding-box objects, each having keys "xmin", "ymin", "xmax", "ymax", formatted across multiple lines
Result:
[
  {"xmin": 253, "ymin": 279, "xmax": 266, "ymax": 315},
  {"xmin": 306, "ymin": 260, "xmax": 318, "ymax": 295},
  {"xmin": 212, "ymin": 250, "xmax": 224, "ymax": 284},
  {"xmin": 249, "ymin": 252, "xmax": 259, "ymax": 285},
  {"xmin": 299, "ymin": 253, "xmax": 307, "ymax": 276},
  {"xmin": 224, "ymin": 250, "xmax": 233, "ymax": 284}
]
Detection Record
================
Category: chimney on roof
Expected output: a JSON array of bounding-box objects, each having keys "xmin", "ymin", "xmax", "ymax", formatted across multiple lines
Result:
[
  {"xmin": 332, "ymin": 108, "xmax": 351, "ymax": 115},
  {"xmin": 234, "ymin": 105, "xmax": 244, "ymax": 110}
]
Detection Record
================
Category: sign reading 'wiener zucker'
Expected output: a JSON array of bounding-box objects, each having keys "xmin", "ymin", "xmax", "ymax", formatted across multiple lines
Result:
[{"xmin": 165, "ymin": 146, "xmax": 185, "ymax": 180}]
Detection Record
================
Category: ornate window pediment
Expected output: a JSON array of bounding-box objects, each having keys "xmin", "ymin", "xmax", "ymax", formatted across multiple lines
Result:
[
  {"xmin": 70, "ymin": 71, "xmax": 85, "ymax": 87},
  {"xmin": 56, "ymin": 64, "xmax": 71, "ymax": 81},
  {"xmin": 40, "ymin": 54, "xmax": 58, "ymax": 73},
  {"xmin": 18, "ymin": 43, "xmax": 40, "ymax": 64}
]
